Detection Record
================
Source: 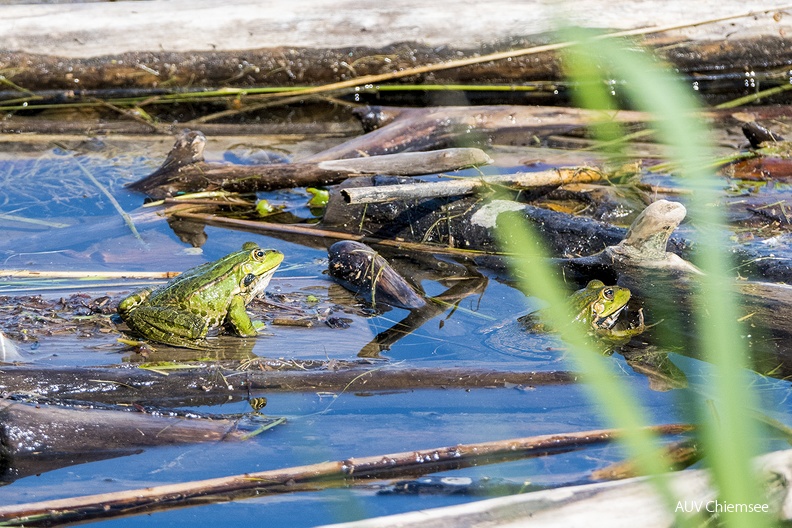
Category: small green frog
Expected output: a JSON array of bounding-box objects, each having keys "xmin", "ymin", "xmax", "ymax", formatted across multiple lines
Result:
[
  {"xmin": 118, "ymin": 242, "xmax": 283, "ymax": 348},
  {"xmin": 569, "ymin": 279, "xmax": 644, "ymax": 340},
  {"xmin": 520, "ymin": 280, "xmax": 644, "ymax": 343}
]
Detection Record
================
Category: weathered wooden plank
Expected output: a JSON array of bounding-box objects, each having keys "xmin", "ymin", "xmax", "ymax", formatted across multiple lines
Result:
[
  {"xmin": 0, "ymin": 2, "xmax": 788, "ymax": 94},
  {"xmin": 1, "ymin": 1, "xmax": 786, "ymax": 57}
]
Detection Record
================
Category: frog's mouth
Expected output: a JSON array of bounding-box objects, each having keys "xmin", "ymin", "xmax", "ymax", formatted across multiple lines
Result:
[{"xmin": 595, "ymin": 304, "xmax": 627, "ymax": 329}]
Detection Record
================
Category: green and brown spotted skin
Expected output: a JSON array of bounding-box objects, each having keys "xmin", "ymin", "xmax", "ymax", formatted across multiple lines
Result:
[{"xmin": 118, "ymin": 242, "xmax": 283, "ymax": 348}]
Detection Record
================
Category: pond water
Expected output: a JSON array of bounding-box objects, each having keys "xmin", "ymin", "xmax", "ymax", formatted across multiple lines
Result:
[{"xmin": 0, "ymin": 138, "xmax": 791, "ymax": 526}]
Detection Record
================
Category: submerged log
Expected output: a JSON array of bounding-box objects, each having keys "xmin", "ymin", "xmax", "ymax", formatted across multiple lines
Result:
[
  {"xmin": 629, "ymin": 274, "xmax": 792, "ymax": 379},
  {"xmin": 127, "ymin": 130, "xmax": 492, "ymax": 198},
  {"xmin": 0, "ymin": 398, "xmax": 248, "ymax": 452},
  {"xmin": 0, "ymin": 396, "xmax": 266, "ymax": 483},
  {"xmin": 0, "ymin": 364, "xmax": 578, "ymax": 405}
]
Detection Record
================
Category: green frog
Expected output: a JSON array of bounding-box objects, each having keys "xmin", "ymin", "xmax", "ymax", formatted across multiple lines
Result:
[
  {"xmin": 118, "ymin": 242, "xmax": 284, "ymax": 348},
  {"xmin": 522, "ymin": 280, "xmax": 645, "ymax": 343},
  {"xmin": 570, "ymin": 279, "xmax": 644, "ymax": 339}
]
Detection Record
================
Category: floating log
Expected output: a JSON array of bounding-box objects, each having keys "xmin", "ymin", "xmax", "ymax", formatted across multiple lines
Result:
[
  {"xmin": 324, "ymin": 184, "xmax": 637, "ymax": 257},
  {"xmin": 726, "ymin": 157, "xmax": 792, "ymax": 181},
  {"xmin": 0, "ymin": 118, "xmax": 359, "ymax": 137},
  {"xmin": 126, "ymin": 130, "xmax": 493, "ymax": 198},
  {"xmin": 169, "ymin": 211, "xmax": 501, "ymax": 258},
  {"xmin": 166, "ymin": 189, "xmax": 653, "ymax": 260},
  {"xmin": 319, "ymin": 149, "xmax": 493, "ymax": 175}
]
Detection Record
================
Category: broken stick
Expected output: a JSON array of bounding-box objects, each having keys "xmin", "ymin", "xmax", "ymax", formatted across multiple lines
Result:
[{"xmin": 340, "ymin": 167, "xmax": 604, "ymax": 204}]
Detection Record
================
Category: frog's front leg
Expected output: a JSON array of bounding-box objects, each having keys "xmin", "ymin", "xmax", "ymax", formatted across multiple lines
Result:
[
  {"xmin": 124, "ymin": 305, "xmax": 209, "ymax": 348},
  {"xmin": 225, "ymin": 295, "xmax": 260, "ymax": 337}
]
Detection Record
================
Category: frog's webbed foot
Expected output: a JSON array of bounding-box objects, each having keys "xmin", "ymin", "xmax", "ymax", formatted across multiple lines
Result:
[{"xmin": 516, "ymin": 312, "xmax": 548, "ymax": 333}]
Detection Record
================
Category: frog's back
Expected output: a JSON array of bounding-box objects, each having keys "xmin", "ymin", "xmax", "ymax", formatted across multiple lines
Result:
[{"xmin": 145, "ymin": 254, "xmax": 244, "ymax": 308}]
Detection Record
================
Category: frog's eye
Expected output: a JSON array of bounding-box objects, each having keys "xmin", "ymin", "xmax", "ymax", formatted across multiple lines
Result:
[
  {"xmin": 243, "ymin": 273, "xmax": 257, "ymax": 287},
  {"xmin": 602, "ymin": 288, "xmax": 615, "ymax": 300},
  {"xmin": 252, "ymin": 249, "xmax": 266, "ymax": 260}
]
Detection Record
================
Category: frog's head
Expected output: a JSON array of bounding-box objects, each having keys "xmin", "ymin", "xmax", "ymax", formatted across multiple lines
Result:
[
  {"xmin": 586, "ymin": 280, "xmax": 631, "ymax": 329},
  {"xmin": 239, "ymin": 242, "xmax": 284, "ymax": 300}
]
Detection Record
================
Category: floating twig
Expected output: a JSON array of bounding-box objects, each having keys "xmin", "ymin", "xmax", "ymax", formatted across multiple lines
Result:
[
  {"xmin": 0, "ymin": 213, "xmax": 70, "ymax": 228},
  {"xmin": 0, "ymin": 270, "xmax": 181, "ymax": 279},
  {"xmin": 71, "ymin": 156, "xmax": 145, "ymax": 245},
  {"xmin": 161, "ymin": 197, "xmax": 252, "ymax": 207},
  {"xmin": 142, "ymin": 190, "xmax": 252, "ymax": 208},
  {"xmin": 0, "ymin": 280, "xmax": 163, "ymax": 294}
]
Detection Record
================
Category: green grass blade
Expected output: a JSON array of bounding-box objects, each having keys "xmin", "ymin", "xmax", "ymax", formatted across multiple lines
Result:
[
  {"xmin": 587, "ymin": 35, "xmax": 768, "ymax": 526},
  {"xmin": 500, "ymin": 27, "xmax": 771, "ymax": 526}
]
